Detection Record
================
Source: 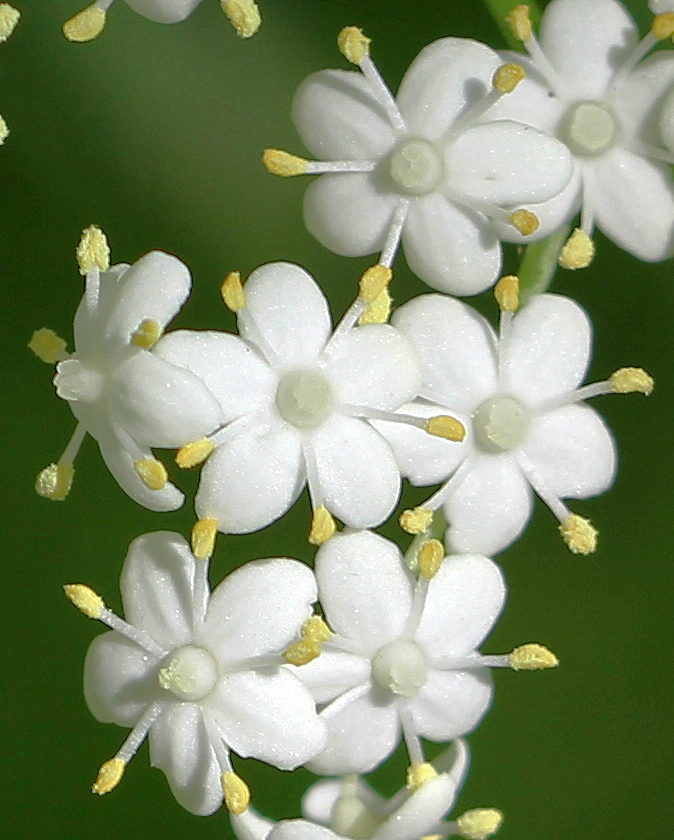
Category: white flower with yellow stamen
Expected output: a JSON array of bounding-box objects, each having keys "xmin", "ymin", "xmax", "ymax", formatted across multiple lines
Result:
[
  {"xmin": 264, "ymin": 28, "xmax": 572, "ymax": 295},
  {"xmin": 377, "ymin": 291, "xmax": 648, "ymax": 557},
  {"xmin": 31, "ymin": 228, "xmax": 223, "ymax": 510},
  {"xmin": 71, "ymin": 531, "xmax": 326, "ymax": 815},
  {"xmin": 488, "ymin": 0, "xmax": 674, "ymax": 263},
  {"xmin": 156, "ymin": 262, "xmax": 436, "ymax": 538}
]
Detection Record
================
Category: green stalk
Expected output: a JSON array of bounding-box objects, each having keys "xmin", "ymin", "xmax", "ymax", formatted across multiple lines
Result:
[
  {"xmin": 517, "ymin": 223, "xmax": 571, "ymax": 303},
  {"xmin": 482, "ymin": 0, "xmax": 543, "ymax": 50}
]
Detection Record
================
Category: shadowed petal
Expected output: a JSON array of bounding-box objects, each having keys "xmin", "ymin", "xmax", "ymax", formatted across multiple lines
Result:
[{"xmin": 408, "ymin": 668, "xmax": 494, "ymax": 742}]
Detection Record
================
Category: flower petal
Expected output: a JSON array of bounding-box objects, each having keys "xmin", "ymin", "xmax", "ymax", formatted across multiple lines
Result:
[
  {"xmin": 203, "ymin": 558, "xmax": 317, "ymax": 664},
  {"xmin": 408, "ymin": 668, "xmax": 494, "ymax": 741},
  {"xmin": 314, "ymin": 530, "xmax": 414, "ymax": 651},
  {"xmin": 207, "ymin": 669, "xmax": 326, "ymax": 769},
  {"xmin": 376, "ymin": 771, "xmax": 463, "ymax": 840},
  {"xmin": 231, "ymin": 809, "xmax": 276, "ymax": 840},
  {"xmin": 616, "ymin": 52, "xmax": 674, "ymax": 144},
  {"xmin": 124, "ymin": 0, "xmax": 202, "ymax": 24},
  {"xmin": 499, "ymin": 294, "xmax": 591, "ymax": 405},
  {"xmin": 301, "ymin": 777, "xmax": 387, "ymax": 827},
  {"xmin": 74, "ymin": 264, "xmax": 127, "ymax": 356},
  {"xmin": 269, "ymin": 822, "xmax": 338, "ymax": 840},
  {"xmin": 292, "ymin": 648, "xmax": 371, "ymax": 705},
  {"xmin": 292, "ymin": 69, "xmax": 396, "ymax": 159},
  {"xmin": 149, "ymin": 703, "xmax": 223, "ymax": 816},
  {"xmin": 195, "ymin": 425, "xmax": 304, "ymax": 533}
]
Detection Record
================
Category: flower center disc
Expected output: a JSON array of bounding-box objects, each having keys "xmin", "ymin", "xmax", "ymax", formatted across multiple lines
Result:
[
  {"xmin": 389, "ymin": 139, "xmax": 443, "ymax": 196},
  {"xmin": 562, "ymin": 101, "xmax": 617, "ymax": 157},
  {"xmin": 276, "ymin": 369, "xmax": 333, "ymax": 429},
  {"xmin": 371, "ymin": 639, "xmax": 427, "ymax": 698},
  {"xmin": 158, "ymin": 645, "xmax": 218, "ymax": 702},
  {"xmin": 473, "ymin": 395, "xmax": 529, "ymax": 454}
]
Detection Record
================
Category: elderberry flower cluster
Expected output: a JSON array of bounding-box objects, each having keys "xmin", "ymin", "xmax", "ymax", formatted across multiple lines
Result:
[{"xmin": 27, "ymin": 1, "xmax": 669, "ymax": 838}]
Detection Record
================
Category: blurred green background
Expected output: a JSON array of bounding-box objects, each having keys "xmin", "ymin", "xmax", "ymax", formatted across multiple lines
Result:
[{"xmin": 3, "ymin": 0, "xmax": 673, "ymax": 837}]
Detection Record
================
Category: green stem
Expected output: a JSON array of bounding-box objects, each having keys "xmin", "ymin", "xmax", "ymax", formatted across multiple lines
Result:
[
  {"xmin": 482, "ymin": 0, "xmax": 543, "ymax": 50},
  {"xmin": 517, "ymin": 223, "xmax": 571, "ymax": 304}
]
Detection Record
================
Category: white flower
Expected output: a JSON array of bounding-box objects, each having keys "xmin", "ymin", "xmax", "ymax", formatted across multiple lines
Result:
[
  {"xmin": 488, "ymin": 0, "xmax": 674, "ymax": 261},
  {"xmin": 74, "ymin": 531, "xmax": 326, "ymax": 815},
  {"xmin": 650, "ymin": 1, "xmax": 674, "ymax": 13},
  {"xmin": 378, "ymin": 293, "xmax": 635, "ymax": 557},
  {"xmin": 291, "ymin": 530, "xmax": 507, "ymax": 775},
  {"xmin": 155, "ymin": 262, "xmax": 425, "ymax": 537},
  {"xmin": 265, "ymin": 29, "xmax": 572, "ymax": 295},
  {"xmin": 32, "ymin": 232, "xmax": 223, "ymax": 510}
]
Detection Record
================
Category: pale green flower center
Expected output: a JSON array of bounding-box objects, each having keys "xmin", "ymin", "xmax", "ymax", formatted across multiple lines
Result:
[
  {"xmin": 158, "ymin": 645, "xmax": 218, "ymax": 702},
  {"xmin": 276, "ymin": 369, "xmax": 333, "ymax": 428},
  {"xmin": 473, "ymin": 395, "xmax": 530, "ymax": 454},
  {"xmin": 561, "ymin": 101, "xmax": 617, "ymax": 157},
  {"xmin": 389, "ymin": 138, "xmax": 443, "ymax": 195},
  {"xmin": 371, "ymin": 639, "xmax": 427, "ymax": 698}
]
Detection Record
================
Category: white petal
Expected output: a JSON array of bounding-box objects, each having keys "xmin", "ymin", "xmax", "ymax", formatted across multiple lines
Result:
[
  {"xmin": 148, "ymin": 703, "xmax": 223, "ymax": 816},
  {"xmin": 121, "ymin": 531, "xmax": 198, "ymax": 647},
  {"xmin": 447, "ymin": 122, "xmax": 572, "ymax": 205},
  {"xmin": 195, "ymin": 425, "xmax": 304, "ymax": 533},
  {"xmin": 415, "ymin": 556, "xmax": 506, "ymax": 659},
  {"xmin": 499, "ymin": 294, "xmax": 591, "ymax": 405},
  {"xmin": 401, "ymin": 196, "xmax": 502, "ymax": 295},
  {"xmin": 124, "ymin": 0, "xmax": 201, "ymax": 24},
  {"xmin": 314, "ymin": 531, "xmax": 414, "ymax": 651},
  {"xmin": 207, "ymin": 669, "xmax": 326, "ymax": 769},
  {"xmin": 585, "ymin": 149, "xmax": 674, "ymax": 260},
  {"xmin": 483, "ymin": 59, "xmax": 562, "ymax": 133},
  {"xmin": 203, "ymin": 558, "xmax": 317, "ymax": 664},
  {"xmin": 309, "ymin": 416, "xmax": 401, "ymax": 528},
  {"xmin": 83, "ymin": 632, "xmax": 158, "ymax": 726},
  {"xmin": 397, "ymin": 38, "xmax": 500, "ymax": 138},
  {"xmin": 239, "ymin": 263, "xmax": 332, "ymax": 367},
  {"xmin": 443, "ymin": 452, "xmax": 534, "ymax": 556},
  {"xmin": 392, "ymin": 295, "xmax": 498, "ymax": 412},
  {"xmin": 408, "ymin": 668, "xmax": 494, "ymax": 741},
  {"xmin": 302, "ymin": 777, "xmax": 386, "ymax": 827},
  {"xmin": 307, "ymin": 690, "xmax": 400, "ymax": 775},
  {"xmin": 292, "ymin": 648, "xmax": 371, "ymax": 704},
  {"xmin": 522, "ymin": 404, "xmax": 617, "ymax": 498},
  {"xmin": 376, "ymin": 771, "xmax": 463, "ymax": 840},
  {"xmin": 292, "ymin": 70, "xmax": 396, "ymax": 159},
  {"xmin": 269, "ymin": 822, "xmax": 338, "ymax": 840},
  {"xmin": 304, "ymin": 174, "xmax": 398, "ymax": 257},
  {"xmin": 324, "ymin": 324, "xmax": 421, "ymax": 411},
  {"xmin": 154, "ymin": 330, "xmax": 276, "ymax": 422},
  {"xmin": 616, "ymin": 52, "xmax": 674, "ymax": 144},
  {"xmin": 231, "ymin": 809, "xmax": 276, "ymax": 840},
  {"xmin": 539, "ymin": 0, "xmax": 637, "ymax": 99},
  {"xmin": 660, "ymin": 72, "xmax": 674, "ymax": 150},
  {"xmin": 73, "ymin": 264, "xmax": 127, "ymax": 356}
]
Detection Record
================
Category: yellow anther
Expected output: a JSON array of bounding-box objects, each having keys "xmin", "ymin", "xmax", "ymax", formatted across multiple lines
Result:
[
  {"xmin": 337, "ymin": 26, "xmax": 371, "ymax": 65},
  {"xmin": 559, "ymin": 513, "xmax": 597, "ymax": 556},
  {"xmin": 0, "ymin": 4, "xmax": 20, "ymax": 43},
  {"xmin": 558, "ymin": 228, "xmax": 595, "ymax": 270},
  {"xmin": 302, "ymin": 615, "xmax": 333, "ymax": 643},
  {"xmin": 406, "ymin": 762, "xmax": 438, "ymax": 792},
  {"xmin": 63, "ymin": 5, "xmax": 107, "ymax": 42},
  {"xmin": 0, "ymin": 114, "xmax": 7, "ymax": 145},
  {"xmin": 399, "ymin": 507, "xmax": 433, "ymax": 535},
  {"xmin": 131, "ymin": 318, "xmax": 163, "ymax": 349},
  {"xmin": 509, "ymin": 643, "xmax": 559, "ymax": 671},
  {"xmin": 425, "ymin": 415, "xmax": 466, "ymax": 442},
  {"xmin": 28, "ymin": 328, "xmax": 69, "ymax": 363},
  {"xmin": 510, "ymin": 209, "xmax": 539, "ymax": 236},
  {"xmin": 609, "ymin": 367, "xmax": 654, "ymax": 396},
  {"xmin": 176, "ymin": 438, "xmax": 216, "ymax": 469},
  {"xmin": 221, "ymin": 270, "xmax": 247, "ymax": 312},
  {"xmin": 76, "ymin": 225, "xmax": 110, "ymax": 275},
  {"xmin": 308, "ymin": 505, "xmax": 336, "ymax": 546},
  {"xmin": 191, "ymin": 518, "xmax": 219, "ymax": 560},
  {"xmin": 134, "ymin": 458, "xmax": 168, "ymax": 491},
  {"xmin": 35, "ymin": 463, "xmax": 75, "ymax": 501},
  {"xmin": 494, "ymin": 275, "xmax": 519, "ymax": 312},
  {"xmin": 222, "ymin": 771, "xmax": 251, "ymax": 815},
  {"xmin": 284, "ymin": 638, "xmax": 321, "ymax": 666},
  {"xmin": 359, "ymin": 264, "xmax": 393, "ymax": 303},
  {"xmin": 220, "ymin": 0, "xmax": 261, "ymax": 38},
  {"xmin": 262, "ymin": 148, "xmax": 308, "ymax": 177},
  {"xmin": 92, "ymin": 757, "xmax": 126, "ymax": 795},
  {"xmin": 652, "ymin": 13, "xmax": 674, "ymax": 40},
  {"xmin": 64, "ymin": 583, "xmax": 105, "ymax": 619},
  {"xmin": 493, "ymin": 63, "xmax": 526, "ymax": 94},
  {"xmin": 506, "ymin": 4, "xmax": 533, "ymax": 42},
  {"xmin": 418, "ymin": 539, "xmax": 444, "ymax": 581},
  {"xmin": 456, "ymin": 809, "xmax": 504, "ymax": 840},
  {"xmin": 359, "ymin": 287, "xmax": 392, "ymax": 325}
]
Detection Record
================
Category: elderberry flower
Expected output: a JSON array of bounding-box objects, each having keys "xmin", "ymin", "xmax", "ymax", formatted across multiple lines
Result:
[
  {"xmin": 380, "ymin": 285, "xmax": 653, "ymax": 556},
  {"xmin": 67, "ymin": 531, "xmax": 326, "ymax": 815},
  {"xmin": 488, "ymin": 0, "xmax": 674, "ymax": 265},
  {"xmin": 264, "ymin": 28, "xmax": 572, "ymax": 295},
  {"xmin": 30, "ymin": 227, "xmax": 223, "ymax": 510}
]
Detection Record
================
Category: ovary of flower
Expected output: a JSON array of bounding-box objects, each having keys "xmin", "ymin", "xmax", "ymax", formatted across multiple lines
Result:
[
  {"xmin": 72, "ymin": 531, "xmax": 326, "ymax": 815},
  {"xmin": 31, "ymin": 227, "xmax": 223, "ymax": 511},
  {"xmin": 264, "ymin": 29, "xmax": 573, "ymax": 296},
  {"xmin": 489, "ymin": 0, "xmax": 674, "ymax": 262},
  {"xmin": 154, "ymin": 262, "xmax": 463, "ymax": 537},
  {"xmin": 376, "ymin": 292, "xmax": 650, "ymax": 557}
]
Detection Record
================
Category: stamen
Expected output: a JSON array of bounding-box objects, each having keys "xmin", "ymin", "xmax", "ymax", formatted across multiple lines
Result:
[
  {"xmin": 493, "ymin": 63, "xmax": 526, "ymax": 94},
  {"xmin": 358, "ymin": 264, "xmax": 392, "ymax": 303},
  {"xmin": 494, "ymin": 275, "xmax": 519, "ymax": 313},
  {"xmin": 131, "ymin": 318, "xmax": 162, "ymax": 349},
  {"xmin": 321, "ymin": 682, "xmax": 370, "ymax": 720},
  {"xmin": 425, "ymin": 415, "xmax": 466, "ymax": 442},
  {"xmin": 64, "ymin": 583, "xmax": 105, "ymax": 619},
  {"xmin": 406, "ymin": 762, "xmax": 438, "ymax": 792},
  {"xmin": 0, "ymin": 4, "xmax": 20, "ymax": 42},
  {"xmin": 418, "ymin": 539, "xmax": 444, "ymax": 581},
  {"xmin": 76, "ymin": 224, "xmax": 110, "ymax": 275},
  {"xmin": 337, "ymin": 26, "xmax": 371, "ymax": 65},
  {"xmin": 35, "ymin": 462, "xmax": 75, "ymax": 501},
  {"xmin": 284, "ymin": 638, "xmax": 321, "ymax": 666},
  {"xmin": 176, "ymin": 437, "xmax": 216, "ymax": 469},
  {"xmin": 222, "ymin": 771, "xmax": 251, "ymax": 814},
  {"xmin": 509, "ymin": 643, "xmax": 559, "ymax": 670},
  {"xmin": 191, "ymin": 518, "xmax": 219, "ymax": 560},
  {"xmin": 262, "ymin": 148, "xmax": 308, "ymax": 176},
  {"xmin": 510, "ymin": 209, "xmax": 539, "ymax": 236},
  {"xmin": 653, "ymin": 12, "xmax": 674, "ymax": 40},
  {"xmin": 221, "ymin": 270, "xmax": 247, "ymax": 312},
  {"xmin": 559, "ymin": 513, "xmax": 597, "ymax": 555},
  {"xmin": 29, "ymin": 328, "xmax": 69, "ymax": 364},
  {"xmin": 399, "ymin": 708, "xmax": 425, "ymax": 766},
  {"xmin": 359, "ymin": 287, "xmax": 391, "ymax": 324},
  {"xmin": 456, "ymin": 809, "xmax": 504, "ymax": 840},
  {"xmin": 610, "ymin": 367, "xmax": 654, "ymax": 395},
  {"xmin": 220, "ymin": 0, "xmax": 261, "ymax": 38},
  {"xmin": 506, "ymin": 4, "xmax": 533, "ymax": 42},
  {"xmin": 558, "ymin": 228, "xmax": 595, "ymax": 269},
  {"xmin": 399, "ymin": 506, "xmax": 433, "ymax": 535},
  {"xmin": 63, "ymin": 3, "xmax": 109, "ymax": 42},
  {"xmin": 303, "ymin": 615, "xmax": 332, "ymax": 643},
  {"xmin": 379, "ymin": 199, "xmax": 410, "ymax": 267},
  {"xmin": 308, "ymin": 505, "xmax": 336, "ymax": 545},
  {"xmin": 134, "ymin": 458, "xmax": 168, "ymax": 491},
  {"xmin": 92, "ymin": 757, "xmax": 125, "ymax": 795},
  {"xmin": 0, "ymin": 114, "xmax": 8, "ymax": 144}
]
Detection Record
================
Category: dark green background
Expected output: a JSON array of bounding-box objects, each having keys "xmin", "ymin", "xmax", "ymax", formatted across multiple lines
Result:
[{"xmin": 3, "ymin": 1, "xmax": 672, "ymax": 837}]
